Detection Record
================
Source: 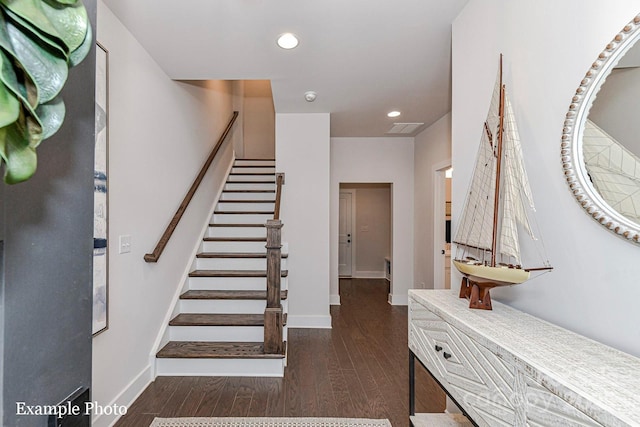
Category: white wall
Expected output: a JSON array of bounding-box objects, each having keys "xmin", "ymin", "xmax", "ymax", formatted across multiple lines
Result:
[
  {"xmin": 414, "ymin": 113, "xmax": 452, "ymax": 289},
  {"xmin": 276, "ymin": 114, "xmax": 331, "ymax": 328},
  {"xmin": 94, "ymin": 3, "xmax": 238, "ymax": 426},
  {"xmin": 331, "ymin": 138, "xmax": 414, "ymax": 305},
  {"xmin": 453, "ymin": 0, "xmax": 640, "ymax": 356},
  {"xmin": 243, "ymin": 80, "xmax": 276, "ymax": 159}
]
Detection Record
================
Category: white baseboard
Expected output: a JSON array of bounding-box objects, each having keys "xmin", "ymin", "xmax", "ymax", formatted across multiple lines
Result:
[
  {"xmin": 353, "ymin": 270, "xmax": 385, "ymax": 279},
  {"xmin": 330, "ymin": 294, "xmax": 341, "ymax": 305},
  {"xmin": 388, "ymin": 293, "xmax": 409, "ymax": 306},
  {"xmin": 91, "ymin": 364, "xmax": 153, "ymax": 427},
  {"xmin": 287, "ymin": 315, "xmax": 332, "ymax": 329}
]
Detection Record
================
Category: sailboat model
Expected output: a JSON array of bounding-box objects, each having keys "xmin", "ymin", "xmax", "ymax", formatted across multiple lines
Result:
[{"xmin": 453, "ymin": 56, "xmax": 552, "ymax": 310}]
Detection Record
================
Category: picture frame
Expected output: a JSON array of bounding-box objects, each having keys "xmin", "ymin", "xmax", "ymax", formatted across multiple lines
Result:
[{"xmin": 93, "ymin": 42, "xmax": 109, "ymax": 336}]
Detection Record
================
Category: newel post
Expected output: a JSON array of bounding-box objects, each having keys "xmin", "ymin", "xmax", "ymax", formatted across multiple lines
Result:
[{"xmin": 264, "ymin": 219, "xmax": 284, "ymax": 354}]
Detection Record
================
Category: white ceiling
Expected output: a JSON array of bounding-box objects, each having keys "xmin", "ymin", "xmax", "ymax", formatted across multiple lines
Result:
[{"xmin": 101, "ymin": 0, "xmax": 468, "ymax": 137}]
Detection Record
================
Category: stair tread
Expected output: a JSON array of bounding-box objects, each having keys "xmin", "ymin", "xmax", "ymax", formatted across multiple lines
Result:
[
  {"xmin": 222, "ymin": 190, "xmax": 275, "ymax": 193},
  {"xmin": 157, "ymin": 341, "xmax": 285, "ymax": 359},
  {"xmin": 196, "ymin": 252, "xmax": 288, "ymax": 258},
  {"xmin": 217, "ymin": 200, "xmax": 275, "ymax": 204},
  {"xmin": 226, "ymin": 180, "xmax": 276, "ymax": 184},
  {"xmin": 203, "ymin": 237, "xmax": 266, "ymax": 242},
  {"xmin": 229, "ymin": 173, "xmax": 276, "ymax": 176},
  {"xmin": 235, "ymin": 158, "xmax": 276, "ymax": 161},
  {"xmin": 209, "ymin": 223, "xmax": 266, "ymax": 227},
  {"xmin": 189, "ymin": 270, "xmax": 288, "ymax": 277},
  {"xmin": 214, "ymin": 211, "xmax": 274, "ymax": 214},
  {"xmin": 232, "ymin": 165, "xmax": 276, "ymax": 168},
  {"xmin": 180, "ymin": 290, "xmax": 288, "ymax": 300},
  {"xmin": 169, "ymin": 313, "xmax": 287, "ymax": 326}
]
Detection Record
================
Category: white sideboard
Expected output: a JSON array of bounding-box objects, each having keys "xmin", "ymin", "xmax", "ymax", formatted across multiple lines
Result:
[{"xmin": 408, "ymin": 290, "xmax": 640, "ymax": 427}]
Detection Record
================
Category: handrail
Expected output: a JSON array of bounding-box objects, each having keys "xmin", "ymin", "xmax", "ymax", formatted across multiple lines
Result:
[
  {"xmin": 144, "ymin": 111, "xmax": 238, "ymax": 263},
  {"xmin": 273, "ymin": 173, "xmax": 284, "ymax": 220}
]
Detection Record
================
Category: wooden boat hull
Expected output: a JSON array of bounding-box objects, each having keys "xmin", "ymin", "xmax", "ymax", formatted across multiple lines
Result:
[{"xmin": 452, "ymin": 260, "xmax": 530, "ymax": 287}]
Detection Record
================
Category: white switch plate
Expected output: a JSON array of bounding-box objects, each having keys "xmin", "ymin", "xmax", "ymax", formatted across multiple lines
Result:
[{"xmin": 119, "ymin": 235, "xmax": 132, "ymax": 254}]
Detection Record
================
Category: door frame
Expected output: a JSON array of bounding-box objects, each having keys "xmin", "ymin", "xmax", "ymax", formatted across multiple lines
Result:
[
  {"xmin": 433, "ymin": 160, "xmax": 451, "ymax": 290},
  {"xmin": 338, "ymin": 188, "xmax": 356, "ymax": 277}
]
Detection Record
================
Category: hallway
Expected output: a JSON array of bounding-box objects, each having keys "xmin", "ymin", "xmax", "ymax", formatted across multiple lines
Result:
[{"xmin": 114, "ymin": 279, "xmax": 444, "ymax": 427}]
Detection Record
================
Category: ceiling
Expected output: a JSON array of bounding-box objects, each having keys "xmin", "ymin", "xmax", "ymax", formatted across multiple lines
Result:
[{"xmin": 101, "ymin": 0, "xmax": 468, "ymax": 137}]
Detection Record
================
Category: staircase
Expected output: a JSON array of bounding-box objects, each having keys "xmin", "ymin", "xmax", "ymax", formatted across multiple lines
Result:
[{"xmin": 155, "ymin": 159, "xmax": 288, "ymax": 377}]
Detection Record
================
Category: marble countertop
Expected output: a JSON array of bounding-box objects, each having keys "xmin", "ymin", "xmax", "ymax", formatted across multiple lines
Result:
[{"xmin": 409, "ymin": 289, "xmax": 640, "ymax": 427}]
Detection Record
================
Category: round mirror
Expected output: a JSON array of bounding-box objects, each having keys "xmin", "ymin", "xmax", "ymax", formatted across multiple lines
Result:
[{"xmin": 562, "ymin": 14, "xmax": 640, "ymax": 244}]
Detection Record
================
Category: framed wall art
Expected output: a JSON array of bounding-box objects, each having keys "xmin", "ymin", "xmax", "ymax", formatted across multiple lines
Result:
[{"xmin": 93, "ymin": 42, "xmax": 109, "ymax": 336}]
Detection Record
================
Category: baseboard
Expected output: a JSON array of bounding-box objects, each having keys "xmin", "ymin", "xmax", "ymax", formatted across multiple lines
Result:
[
  {"xmin": 91, "ymin": 364, "xmax": 153, "ymax": 427},
  {"xmin": 287, "ymin": 315, "xmax": 332, "ymax": 329},
  {"xmin": 330, "ymin": 294, "xmax": 341, "ymax": 305},
  {"xmin": 353, "ymin": 270, "xmax": 385, "ymax": 279},
  {"xmin": 388, "ymin": 293, "xmax": 409, "ymax": 306}
]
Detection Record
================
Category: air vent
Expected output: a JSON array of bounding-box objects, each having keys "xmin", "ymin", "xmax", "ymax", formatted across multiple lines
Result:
[{"xmin": 386, "ymin": 123, "xmax": 424, "ymax": 135}]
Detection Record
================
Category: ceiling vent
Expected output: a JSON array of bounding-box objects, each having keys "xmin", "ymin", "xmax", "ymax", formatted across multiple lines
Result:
[{"xmin": 386, "ymin": 122, "xmax": 424, "ymax": 135}]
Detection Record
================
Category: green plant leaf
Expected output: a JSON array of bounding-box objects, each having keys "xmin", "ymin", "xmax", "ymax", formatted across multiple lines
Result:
[
  {"xmin": 6, "ymin": 18, "xmax": 68, "ymax": 104},
  {"xmin": 4, "ymin": 8, "xmax": 68, "ymax": 59},
  {"xmin": 35, "ymin": 95, "xmax": 64, "ymax": 139},
  {"xmin": 0, "ymin": 119, "xmax": 38, "ymax": 183},
  {"xmin": 0, "ymin": 53, "xmax": 19, "ymax": 127},
  {"xmin": 0, "ymin": 0, "xmax": 88, "ymax": 52},
  {"xmin": 51, "ymin": 0, "xmax": 78, "ymax": 5},
  {"xmin": 69, "ymin": 15, "xmax": 90, "ymax": 66}
]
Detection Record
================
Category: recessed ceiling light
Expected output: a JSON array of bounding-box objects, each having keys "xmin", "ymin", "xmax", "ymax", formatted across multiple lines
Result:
[
  {"xmin": 277, "ymin": 33, "xmax": 299, "ymax": 49},
  {"xmin": 387, "ymin": 111, "xmax": 401, "ymax": 118},
  {"xmin": 304, "ymin": 91, "xmax": 317, "ymax": 102}
]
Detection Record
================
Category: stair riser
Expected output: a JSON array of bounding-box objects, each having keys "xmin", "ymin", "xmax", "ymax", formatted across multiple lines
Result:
[
  {"xmin": 202, "ymin": 241, "xmax": 267, "ymax": 252},
  {"xmin": 234, "ymin": 160, "xmax": 275, "ymax": 167},
  {"xmin": 156, "ymin": 357, "xmax": 285, "ymax": 377},
  {"xmin": 195, "ymin": 257, "xmax": 287, "ymax": 270},
  {"xmin": 207, "ymin": 227, "xmax": 267, "ymax": 238},
  {"xmin": 225, "ymin": 183, "xmax": 276, "ymax": 191},
  {"xmin": 231, "ymin": 167, "xmax": 275, "ymax": 174},
  {"xmin": 169, "ymin": 325, "xmax": 289, "ymax": 342},
  {"xmin": 227, "ymin": 175, "xmax": 275, "ymax": 182},
  {"xmin": 188, "ymin": 277, "xmax": 287, "ymax": 291},
  {"xmin": 220, "ymin": 192, "xmax": 275, "ymax": 201},
  {"xmin": 179, "ymin": 299, "xmax": 284, "ymax": 314},
  {"xmin": 216, "ymin": 202, "xmax": 275, "ymax": 211},
  {"xmin": 213, "ymin": 214, "xmax": 273, "ymax": 224}
]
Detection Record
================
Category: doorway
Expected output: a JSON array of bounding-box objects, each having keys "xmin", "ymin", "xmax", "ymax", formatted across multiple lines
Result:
[
  {"xmin": 338, "ymin": 184, "xmax": 391, "ymax": 282},
  {"xmin": 433, "ymin": 164, "xmax": 452, "ymax": 290}
]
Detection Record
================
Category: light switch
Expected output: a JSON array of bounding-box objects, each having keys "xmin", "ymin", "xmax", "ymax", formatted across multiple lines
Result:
[
  {"xmin": 361, "ymin": 225, "xmax": 369, "ymax": 232},
  {"xmin": 119, "ymin": 235, "xmax": 132, "ymax": 254}
]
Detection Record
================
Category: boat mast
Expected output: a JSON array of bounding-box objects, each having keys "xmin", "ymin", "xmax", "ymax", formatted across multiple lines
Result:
[{"xmin": 490, "ymin": 54, "xmax": 505, "ymax": 268}]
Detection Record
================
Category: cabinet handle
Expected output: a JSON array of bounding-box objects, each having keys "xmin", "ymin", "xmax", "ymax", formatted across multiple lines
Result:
[
  {"xmin": 443, "ymin": 352, "xmax": 452, "ymax": 360},
  {"xmin": 434, "ymin": 345, "xmax": 443, "ymax": 352}
]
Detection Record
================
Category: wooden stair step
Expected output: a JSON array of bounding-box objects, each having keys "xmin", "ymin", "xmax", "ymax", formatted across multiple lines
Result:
[
  {"xmin": 180, "ymin": 290, "xmax": 288, "ymax": 300},
  {"xmin": 214, "ymin": 211, "xmax": 274, "ymax": 214},
  {"xmin": 209, "ymin": 223, "xmax": 265, "ymax": 227},
  {"xmin": 232, "ymin": 165, "xmax": 276, "ymax": 168},
  {"xmin": 226, "ymin": 180, "xmax": 276, "ymax": 184},
  {"xmin": 156, "ymin": 341, "xmax": 285, "ymax": 359},
  {"xmin": 196, "ymin": 252, "xmax": 288, "ymax": 259},
  {"xmin": 235, "ymin": 158, "xmax": 276, "ymax": 161},
  {"xmin": 222, "ymin": 190, "xmax": 275, "ymax": 193},
  {"xmin": 229, "ymin": 173, "xmax": 275, "ymax": 176},
  {"xmin": 189, "ymin": 270, "xmax": 288, "ymax": 278},
  {"xmin": 203, "ymin": 237, "xmax": 266, "ymax": 242},
  {"xmin": 169, "ymin": 313, "xmax": 287, "ymax": 327},
  {"xmin": 216, "ymin": 200, "xmax": 275, "ymax": 204}
]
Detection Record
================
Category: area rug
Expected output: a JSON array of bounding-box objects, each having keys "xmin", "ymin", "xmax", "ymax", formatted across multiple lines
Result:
[{"xmin": 150, "ymin": 417, "xmax": 392, "ymax": 427}]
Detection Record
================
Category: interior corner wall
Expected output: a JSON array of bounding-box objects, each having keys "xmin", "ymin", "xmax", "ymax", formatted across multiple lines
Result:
[
  {"xmin": 452, "ymin": 0, "xmax": 640, "ymax": 356},
  {"xmin": 0, "ymin": 1, "xmax": 97, "ymax": 425},
  {"xmin": 275, "ymin": 113, "xmax": 331, "ymax": 328},
  {"xmin": 330, "ymin": 138, "xmax": 414, "ymax": 305},
  {"xmin": 93, "ymin": 3, "xmax": 237, "ymax": 425},
  {"xmin": 242, "ymin": 81, "xmax": 275, "ymax": 159},
  {"xmin": 414, "ymin": 113, "xmax": 451, "ymax": 290}
]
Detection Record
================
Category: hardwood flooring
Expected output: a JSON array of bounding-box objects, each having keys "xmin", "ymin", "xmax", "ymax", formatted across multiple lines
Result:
[{"xmin": 114, "ymin": 279, "xmax": 445, "ymax": 427}]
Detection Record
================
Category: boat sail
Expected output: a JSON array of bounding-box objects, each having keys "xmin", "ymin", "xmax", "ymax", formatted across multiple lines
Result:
[{"xmin": 453, "ymin": 57, "xmax": 552, "ymax": 310}]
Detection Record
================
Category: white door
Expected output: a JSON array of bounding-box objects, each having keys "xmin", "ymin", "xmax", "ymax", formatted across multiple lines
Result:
[{"xmin": 339, "ymin": 191, "xmax": 353, "ymax": 277}]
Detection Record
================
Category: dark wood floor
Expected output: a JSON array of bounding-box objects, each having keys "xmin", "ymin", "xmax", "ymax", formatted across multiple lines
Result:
[{"xmin": 114, "ymin": 279, "xmax": 444, "ymax": 427}]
